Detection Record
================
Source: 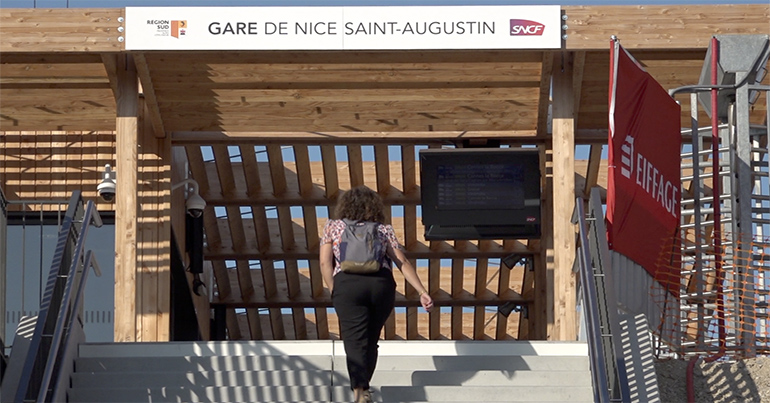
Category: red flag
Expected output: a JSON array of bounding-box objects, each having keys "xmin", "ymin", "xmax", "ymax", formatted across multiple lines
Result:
[{"xmin": 607, "ymin": 40, "xmax": 682, "ymax": 296}]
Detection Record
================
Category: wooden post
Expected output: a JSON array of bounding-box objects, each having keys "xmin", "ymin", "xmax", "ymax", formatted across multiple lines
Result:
[
  {"xmin": 551, "ymin": 52, "xmax": 578, "ymax": 341},
  {"xmin": 114, "ymin": 55, "xmax": 139, "ymax": 342},
  {"xmin": 137, "ymin": 98, "xmax": 172, "ymax": 341}
]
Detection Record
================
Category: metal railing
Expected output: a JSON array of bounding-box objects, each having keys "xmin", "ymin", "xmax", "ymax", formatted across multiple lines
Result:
[
  {"xmin": 13, "ymin": 191, "xmax": 102, "ymax": 403},
  {"xmin": 573, "ymin": 188, "xmax": 631, "ymax": 402}
]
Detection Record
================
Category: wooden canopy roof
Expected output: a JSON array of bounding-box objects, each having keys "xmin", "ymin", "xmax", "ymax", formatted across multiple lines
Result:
[{"xmin": 1, "ymin": 5, "xmax": 769, "ymax": 342}]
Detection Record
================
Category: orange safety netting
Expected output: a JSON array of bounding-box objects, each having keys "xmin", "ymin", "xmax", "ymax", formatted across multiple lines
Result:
[{"xmin": 649, "ymin": 231, "xmax": 770, "ymax": 359}]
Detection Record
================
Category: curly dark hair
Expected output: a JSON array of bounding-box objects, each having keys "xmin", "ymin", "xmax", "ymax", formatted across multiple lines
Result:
[{"xmin": 334, "ymin": 186, "xmax": 386, "ymax": 222}]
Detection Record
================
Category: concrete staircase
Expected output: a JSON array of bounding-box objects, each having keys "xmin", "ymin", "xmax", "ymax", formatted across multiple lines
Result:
[{"xmin": 67, "ymin": 340, "xmax": 593, "ymax": 403}]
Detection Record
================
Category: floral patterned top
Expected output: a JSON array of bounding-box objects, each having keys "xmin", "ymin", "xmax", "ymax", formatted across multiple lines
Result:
[{"xmin": 321, "ymin": 219, "xmax": 400, "ymax": 275}]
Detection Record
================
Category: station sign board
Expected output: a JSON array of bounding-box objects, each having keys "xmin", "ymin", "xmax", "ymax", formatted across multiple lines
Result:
[{"xmin": 125, "ymin": 6, "xmax": 562, "ymax": 50}]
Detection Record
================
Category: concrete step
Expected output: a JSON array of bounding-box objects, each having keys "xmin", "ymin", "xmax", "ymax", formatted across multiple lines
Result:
[
  {"xmin": 339, "ymin": 369, "xmax": 592, "ymax": 387},
  {"xmin": 77, "ymin": 340, "xmax": 587, "ymax": 358},
  {"xmin": 75, "ymin": 353, "xmax": 587, "ymax": 374},
  {"xmin": 78, "ymin": 340, "xmax": 334, "ymax": 358},
  {"xmin": 72, "ymin": 368, "xmax": 591, "ymax": 389},
  {"xmin": 75, "ymin": 355, "xmax": 333, "ymax": 372},
  {"xmin": 68, "ymin": 341, "xmax": 593, "ymax": 403},
  {"xmin": 338, "ymin": 355, "xmax": 590, "ymax": 372},
  {"xmin": 68, "ymin": 385, "xmax": 594, "ymax": 403},
  {"xmin": 71, "ymin": 370, "xmax": 333, "ymax": 388}
]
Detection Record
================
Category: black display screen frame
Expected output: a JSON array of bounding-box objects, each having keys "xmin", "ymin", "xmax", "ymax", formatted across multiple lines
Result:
[{"xmin": 419, "ymin": 148, "xmax": 541, "ymax": 239}]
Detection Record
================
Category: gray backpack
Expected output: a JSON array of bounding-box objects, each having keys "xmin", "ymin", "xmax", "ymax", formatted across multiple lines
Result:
[{"xmin": 339, "ymin": 219, "xmax": 386, "ymax": 274}]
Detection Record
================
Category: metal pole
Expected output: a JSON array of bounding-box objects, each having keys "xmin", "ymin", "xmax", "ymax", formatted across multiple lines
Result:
[{"xmin": 709, "ymin": 36, "xmax": 726, "ymax": 357}]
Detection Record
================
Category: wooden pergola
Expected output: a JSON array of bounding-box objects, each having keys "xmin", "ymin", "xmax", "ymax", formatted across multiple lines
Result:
[{"xmin": 1, "ymin": 5, "xmax": 768, "ymax": 343}]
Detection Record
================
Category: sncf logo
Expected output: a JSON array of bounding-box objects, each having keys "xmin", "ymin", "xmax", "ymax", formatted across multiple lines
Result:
[{"xmin": 509, "ymin": 19, "xmax": 545, "ymax": 36}]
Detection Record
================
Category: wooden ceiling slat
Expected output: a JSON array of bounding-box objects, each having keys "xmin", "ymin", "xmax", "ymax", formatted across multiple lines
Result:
[
  {"xmin": 164, "ymin": 120, "xmax": 536, "ymax": 134},
  {"xmin": 147, "ymin": 50, "xmax": 544, "ymax": 65},
  {"xmin": 148, "ymin": 57, "xmax": 543, "ymax": 71},
  {"xmin": 157, "ymin": 87, "xmax": 542, "ymax": 104},
  {"xmin": 150, "ymin": 70, "xmax": 543, "ymax": 85},
  {"xmin": 161, "ymin": 99, "xmax": 540, "ymax": 116},
  {"xmin": 171, "ymin": 131, "xmax": 540, "ymax": 145}
]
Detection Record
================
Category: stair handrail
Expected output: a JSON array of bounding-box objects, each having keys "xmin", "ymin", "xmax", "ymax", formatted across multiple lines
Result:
[
  {"xmin": 14, "ymin": 191, "xmax": 102, "ymax": 403},
  {"xmin": 573, "ymin": 194, "xmax": 611, "ymax": 403},
  {"xmin": 573, "ymin": 188, "xmax": 631, "ymax": 402}
]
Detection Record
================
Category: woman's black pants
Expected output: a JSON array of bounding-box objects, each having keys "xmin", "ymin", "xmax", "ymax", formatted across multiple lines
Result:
[{"xmin": 332, "ymin": 268, "xmax": 396, "ymax": 390}]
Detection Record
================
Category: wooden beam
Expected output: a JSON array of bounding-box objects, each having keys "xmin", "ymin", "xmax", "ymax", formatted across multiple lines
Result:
[
  {"xmin": 551, "ymin": 52, "xmax": 578, "ymax": 341},
  {"xmin": 0, "ymin": 8, "xmax": 124, "ymax": 53},
  {"xmin": 584, "ymin": 144, "xmax": 604, "ymax": 197},
  {"xmin": 114, "ymin": 54, "xmax": 138, "ymax": 342},
  {"xmin": 536, "ymin": 52, "xmax": 553, "ymax": 137},
  {"xmin": 100, "ymin": 53, "xmax": 119, "ymax": 100},
  {"xmin": 563, "ymin": 5, "xmax": 769, "ymax": 50},
  {"xmin": 137, "ymin": 93, "xmax": 172, "ymax": 341},
  {"xmin": 171, "ymin": 130, "xmax": 540, "ymax": 145},
  {"xmin": 133, "ymin": 52, "xmax": 166, "ymax": 138}
]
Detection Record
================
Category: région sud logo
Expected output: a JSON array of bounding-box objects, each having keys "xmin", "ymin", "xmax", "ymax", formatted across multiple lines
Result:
[
  {"xmin": 146, "ymin": 19, "xmax": 187, "ymax": 38},
  {"xmin": 509, "ymin": 19, "xmax": 545, "ymax": 36}
]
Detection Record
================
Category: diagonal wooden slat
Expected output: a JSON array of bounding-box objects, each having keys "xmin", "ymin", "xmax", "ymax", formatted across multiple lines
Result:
[
  {"xmin": 451, "ymin": 254, "xmax": 465, "ymax": 340},
  {"xmin": 496, "ymin": 240, "xmax": 515, "ymax": 340},
  {"xmin": 428, "ymin": 256, "xmax": 440, "ymax": 340},
  {"xmin": 212, "ymin": 145, "xmax": 236, "ymax": 195},
  {"xmin": 210, "ymin": 260, "xmax": 232, "ymax": 300},
  {"xmin": 133, "ymin": 52, "xmax": 166, "ymax": 138},
  {"xmin": 536, "ymin": 52, "xmax": 553, "ymax": 136},
  {"xmin": 239, "ymin": 145, "xmax": 262, "ymax": 195},
  {"xmin": 246, "ymin": 308, "xmax": 263, "ymax": 340},
  {"xmin": 347, "ymin": 145, "xmax": 364, "ymax": 188},
  {"xmin": 235, "ymin": 260, "xmax": 254, "ymax": 300},
  {"xmin": 320, "ymin": 144, "xmax": 339, "ymax": 201},
  {"xmin": 473, "ymin": 256, "xmax": 490, "ymax": 340},
  {"xmin": 374, "ymin": 144, "xmax": 390, "ymax": 196},
  {"xmin": 292, "ymin": 145, "xmax": 313, "ymax": 197},
  {"xmin": 266, "ymin": 144, "xmax": 287, "ymax": 196}
]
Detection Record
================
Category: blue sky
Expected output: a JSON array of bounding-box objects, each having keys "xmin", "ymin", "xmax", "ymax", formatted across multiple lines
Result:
[{"xmin": 0, "ymin": 0, "xmax": 766, "ymax": 7}]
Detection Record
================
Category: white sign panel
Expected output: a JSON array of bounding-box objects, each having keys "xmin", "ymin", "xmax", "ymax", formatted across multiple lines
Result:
[{"xmin": 125, "ymin": 6, "xmax": 562, "ymax": 50}]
